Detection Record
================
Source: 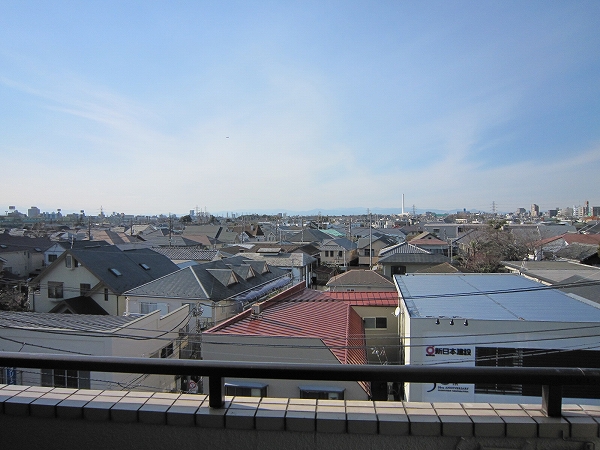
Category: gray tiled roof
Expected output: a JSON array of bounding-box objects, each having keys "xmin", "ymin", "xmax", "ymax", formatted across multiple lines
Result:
[
  {"xmin": 0, "ymin": 232, "xmax": 53, "ymax": 254},
  {"xmin": 150, "ymin": 247, "xmax": 220, "ymax": 261},
  {"xmin": 320, "ymin": 238, "xmax": 357, "ymax": 251},
  {"xmin": 326, "ymin": 270, "xmax": 393, "ymax": 287},
  {"xmin": 555, "ymin": 243, "xmax": 599, "ymax": 262},
  {"xmin": 379, "ymin": 242, "xmax": 431, "ymax": 257},
  {"xmin": 0, "ymin": 310, "xmax": 136, "ymax": 332},
  {"xmin": 124, "ymin": 255, "xmax": 289, "ymax": 302},
  {"xmin": 288, "ymin": 228, "xmax": 331, "ymax": 243},
  {"xmin": 378, "ymin": 253, "xmax": 450, "ymax": 264},
  {"xmin": 236, "ymin": 252, "xmax": 317, "ymax": 268},
  {"xmin": 38, "ymin": 245, "xmax": 180, "ymax": 295}
]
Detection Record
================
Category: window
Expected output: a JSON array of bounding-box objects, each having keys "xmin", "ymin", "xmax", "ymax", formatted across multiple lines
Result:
[
  {"xmin": 299, "ymin": 386, "xmax": 344, "ymax": 400},
  {"xmin": 80, "ymin": 283, "xmax": 91, "ymax": 296},
  {"xmin": 41, "ymin": 369, "xmax": 90, "ymax": 389},
  {"xmin": 48, "ymin": 254, "xmax": 58, "ymax": 263},
  {"xmin": 140, "ymin": 302, "xmax": 158, "ymax": 314},
  {"xmin": 475, "ymin": 347, "xmax": 600, "ymax": 399},
  {"xmin": 364, "ymin": 317, "xmax": 387, "ymax": 329},
  {"xmin": 48, "ymin": 282, "xmax": 64, "ymax": 299},
  {"xmin": 160, "ymin": 342, "xmax": 174, "ymax": 358},
  {"xmin": 338, "ymin": 251, "xmax": 343, "ymax": 257},
  {"xmin": 104, "ymin": 288, "xmax": 109, "ymax": 302},
  {"xmin": 475, "ymin": 347, "xmax": 522, "ymax": 395},
  {"xmin": 65, "ymin": 255, "xmax": 79, "ymax": 268},
  {"xmin": 364, "ymin": 249, "xmax": 370, "ymax": 256},
  {"xmin": 225, "ymin": 382, "xmax": 267, "ymax": 397}
]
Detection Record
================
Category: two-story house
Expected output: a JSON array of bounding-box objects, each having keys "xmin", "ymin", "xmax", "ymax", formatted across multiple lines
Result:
[
  {"xmin": 319, "ymin": 238, "xmax": 358, "ymax": 268},
  {"xmin": 124, "ymin": 255, "xmax": 292, "ymax": 329},
  {"xmin": 30, "ymin": 245, "xmax": 180, "ymax": 315}
]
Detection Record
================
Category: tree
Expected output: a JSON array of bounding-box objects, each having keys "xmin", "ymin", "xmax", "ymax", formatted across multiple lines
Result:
[
  {"xmin": 455, "ymin": 220, "xmax": 529, "ymax": 273},
  {"xmin": 180, "ymin": 215, "xmax": 193, "ymax": 224},
  {"xmin": 0, "ymin": 287, "xmax": 28, "ymax": 311}
]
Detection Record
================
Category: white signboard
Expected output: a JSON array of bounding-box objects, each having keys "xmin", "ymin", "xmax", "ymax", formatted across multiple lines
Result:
[{"xmin": 421, "ymin": 344, "xmax": 475, "ymax": 402}]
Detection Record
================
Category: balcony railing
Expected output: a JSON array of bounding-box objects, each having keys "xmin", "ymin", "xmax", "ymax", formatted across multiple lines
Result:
[{"xmin": 1, "ymin": 351, "xmax": 599, "ymax": 418}]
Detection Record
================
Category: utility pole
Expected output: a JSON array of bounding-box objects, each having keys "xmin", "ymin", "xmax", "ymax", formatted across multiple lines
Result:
[
  {"xmin": 168, "ymin": 213, "xmax": 173, "ymax": 247},
  {"xmin": 369, "ymin": 209, "xmax": 373, "ymax": 269}
]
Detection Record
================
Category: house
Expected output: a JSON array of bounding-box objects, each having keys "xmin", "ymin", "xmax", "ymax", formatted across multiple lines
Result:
[
  {"xmin": 326, "ymin": 269, "xmax": 395, "ymax": 292},
  {"xmin": 182, "ymin": 225, "xmax": 241, "ymax": 247},
  {"xmin": 409, "ymin": 235, "xmax": 449, "ymax": 255},
  {"xmin": 202, "ymin": 284, "xmax": 400, "ymax": 400},
  {"xmin": 532, "ymin": 233, "xmax": 600, "ymax": 261},
  {"xmin": 43, "ymin": 240, "xmax": 113, "ymax": 267},
  {"xmin": 554, "ymin": 243, "xmax": 600, "ymax": 265},
  {"xmin": 357, "ymin": 235, "xmax": 398, "ymax": 266},
  {"xmin": 395, "ymin": 273, "xmax": 600, "ymax": 405},
  {"xmin": 502, "ymin": 260, "xmax": 600, "ymax": 306},
  {"xmin": 234, "ymin": 248, "xmax": 317, "ymax": 287},
  {"xmin": 124, "ymin": 255, "xmax": 292, "ymax": 329},
  {"xmin": 0, "ymin": 306, "xmax": 190, "ymax": 392},
  {"xmin": 351, "ymin": 227, "xmax": 406, "ymax": 243},
  {"xmin": 287, "ymin": 228, "xmax": 331, "ymax": 245},
  {"xmin": 90, "ymin": 229, "xmax": 140, "ymax": 245},
  {"xmin": 230, "ymin": 224, "xmax": 265, "ymax": 242},
  {"xmin": 0, "ymin": 231, "xmax": 52, "ymax": 278},
  {"xmin": 30, "ymin": 245, "xmax": 180, "ymax": 315},
  {"xmin": 377, "ymin": 242, "xmax": 450, "ymax": 276},
  {"xmin": 319, "ymin": 238, "xmax": 358, "ymax": 267}
]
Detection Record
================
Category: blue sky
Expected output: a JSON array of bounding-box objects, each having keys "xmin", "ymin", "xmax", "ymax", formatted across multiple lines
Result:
[{"xmin": 1, "ymin": 1, "xmax": 599, "ymax": 216}]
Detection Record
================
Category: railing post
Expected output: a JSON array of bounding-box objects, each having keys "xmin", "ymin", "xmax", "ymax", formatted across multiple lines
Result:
[
  {"xmin": 208, "ymin": 373, "xmax": 225, "ymax": 408},
  {"xmin": 541, "ymin": 384, "xmax": 562, "ymax": 417}
]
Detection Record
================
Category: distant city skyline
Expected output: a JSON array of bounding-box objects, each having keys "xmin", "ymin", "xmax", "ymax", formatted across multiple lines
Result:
[
  {"xmin": 2, "ymin": 200, "xmax": 598, "ymax": 219},
  {"xmin": 1, "ymin": 2, "xmax": 599, "ymax": 215}
]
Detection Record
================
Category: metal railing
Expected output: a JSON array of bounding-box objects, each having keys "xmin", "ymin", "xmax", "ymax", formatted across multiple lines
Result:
[{"xmin": 1, "ymin": 351, "xmax": 599, "ymax": 417}]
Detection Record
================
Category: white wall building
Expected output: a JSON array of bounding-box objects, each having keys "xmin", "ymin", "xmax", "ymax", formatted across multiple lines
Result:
[
  {"xmin": 395, "ymin": 273, "xmax": 600, "ymax": 405},
  {"xmin": 0, "ymin": 307, "xmax": 190, "ymax": 392}
]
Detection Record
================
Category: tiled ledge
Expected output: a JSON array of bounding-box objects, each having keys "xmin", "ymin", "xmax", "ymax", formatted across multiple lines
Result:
[{"xmin": 1, "ymin": 384, "xmax": 599, "ymax": 439}]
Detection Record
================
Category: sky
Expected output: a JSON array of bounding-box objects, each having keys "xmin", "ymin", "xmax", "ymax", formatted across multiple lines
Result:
[{"xmin": 1, "ymin": 1, "xmax": 599, "ymax": 217}]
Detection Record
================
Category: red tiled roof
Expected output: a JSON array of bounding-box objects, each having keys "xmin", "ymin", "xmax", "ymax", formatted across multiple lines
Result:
[
  {"xmin": 563, "ymin": 234, "xmax": 600, "ymax": 245},
  {"xmin": 326, "ymin": 291, "xmax": 398, "ymax": 306},
  {"xmin": 204, "ymin": 286, "xmax": 401, "ymax": 366},
  {"xmin": 207, "ymin": 298, "xmax": 367, "ymax": 365},
  {"xmin": 534, "ymin": 233, "xmax": 600, "ymax": 248}
]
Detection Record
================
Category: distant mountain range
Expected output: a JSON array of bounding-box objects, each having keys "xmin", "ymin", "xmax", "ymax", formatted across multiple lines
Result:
[{"xmin": 213, "ymin": 207, "xmax": 471, "ymax": 217}]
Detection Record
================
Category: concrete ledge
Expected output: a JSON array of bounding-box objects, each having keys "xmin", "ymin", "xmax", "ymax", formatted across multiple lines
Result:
[{"xmin": 1, "ymin": 384, "xmax": 600, "ymax": 442}]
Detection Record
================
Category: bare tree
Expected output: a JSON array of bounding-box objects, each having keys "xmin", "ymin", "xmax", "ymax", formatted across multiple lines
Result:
[
  {"xmin": 0, "ymin": 287, "xmax": 28, "ymax": 311},
  {"xmin": 456, "ymin": 220, "xmax": 529, "ymax": 273}
]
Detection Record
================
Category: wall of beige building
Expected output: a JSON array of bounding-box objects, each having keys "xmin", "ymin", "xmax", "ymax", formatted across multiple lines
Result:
[{"xmin": 202, "ymin": 334, "xmax": 369, "ymax": 400}]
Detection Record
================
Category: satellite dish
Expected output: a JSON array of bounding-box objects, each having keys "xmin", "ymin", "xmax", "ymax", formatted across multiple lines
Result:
[{"xmin": 394, "ymin": 306, "xmax": 400, "ymax": 317}]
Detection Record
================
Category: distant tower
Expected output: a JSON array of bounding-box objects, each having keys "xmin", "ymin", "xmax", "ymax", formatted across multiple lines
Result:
[{"xmin": 402, "ymin": 194, "xmax": 405, "ymax": 215}]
